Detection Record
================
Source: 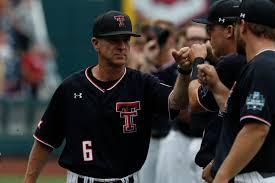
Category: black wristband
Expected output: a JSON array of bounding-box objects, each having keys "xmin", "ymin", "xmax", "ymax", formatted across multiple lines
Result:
[
  {"xmin": 191, "ymin": 57, "xmax": 205, "ymax": 80},
  {"xmin": 177, "ymin": 65, "xmax": 192, "ymax": 75}
]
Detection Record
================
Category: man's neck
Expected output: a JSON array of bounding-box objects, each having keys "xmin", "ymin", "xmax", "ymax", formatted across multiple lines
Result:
[
  {"xmin": 246, "ymin": 38, "xmax": 275, "ymax": 62},
  {"xmin": 92, "ymin": 64, "xmax": 125, "ymax": 81}
]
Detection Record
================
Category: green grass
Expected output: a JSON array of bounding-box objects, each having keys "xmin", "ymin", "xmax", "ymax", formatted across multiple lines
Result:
[{"xmin": 0, "ymin": 175, "xmax": 65, "ymax": 183}]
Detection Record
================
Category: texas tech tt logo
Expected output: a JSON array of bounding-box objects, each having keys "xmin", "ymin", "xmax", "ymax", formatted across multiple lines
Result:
[
  {"xmin": 116, "ymin": 101, "xmax": 140, "ymax": 133},
  {"xmin": 114, "ymin": 15, "xmax": 126, "ymax": 27}
]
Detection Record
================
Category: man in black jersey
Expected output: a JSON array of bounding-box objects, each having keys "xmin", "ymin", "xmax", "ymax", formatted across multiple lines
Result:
[
  {"xmin": 197, "ymin": 0, "xmax": 275, "ymax": 182},
  {"xmin": 23, "ymin": 10, "xmax": 192, "ymax": 183},
  {"xmin": 184, "ymin": 0, "xmax": 246, "ymax": 181}
]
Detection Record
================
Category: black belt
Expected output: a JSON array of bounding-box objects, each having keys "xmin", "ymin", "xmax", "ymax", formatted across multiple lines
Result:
[{"xmin": 77, "ymin": 175, "xmax": 134, "ymax": 183}]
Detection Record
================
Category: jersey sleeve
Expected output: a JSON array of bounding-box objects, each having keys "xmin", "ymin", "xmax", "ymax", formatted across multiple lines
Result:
[
  {"xmin": 196, "ymin": 56, "xmax": 232, "ymax": 112},
  {"xmin": 33, "ymin": 84, "xmax": 65, "ymax": 148},
  {"xmin": 145, "ymin": 74, "xmax": 175, "ymax": 117},
  {"xmin": 240, "ymin": 65, "xmax": 275, "ymax": 126},
  {"xmin": 197, "ymin": 85, "xmax": 219, "ymax": 112}
]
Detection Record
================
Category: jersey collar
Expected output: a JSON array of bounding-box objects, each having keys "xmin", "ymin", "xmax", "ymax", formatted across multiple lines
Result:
[{"xmin": 85, "ymin": 66, "xmax": 127, "ymax": 93}]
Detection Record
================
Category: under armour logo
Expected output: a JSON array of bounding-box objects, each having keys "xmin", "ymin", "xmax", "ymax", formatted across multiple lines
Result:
[
  {"xmin": 114, "ymin": 15, "xmax": 126, "ymax": 27},
  {"xmin": 219, "ymin": 18, "xmax": 225, "ymax": 23},
  {"xmin": 74, "ymin": 93, "xmax": 82, "ymax": 99},
  {"xmin": 240, "ymin": 13, "xmax": 246, "ymax": 18}
]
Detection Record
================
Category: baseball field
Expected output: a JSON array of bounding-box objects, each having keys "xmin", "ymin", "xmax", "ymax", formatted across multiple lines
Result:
[{"xmin": 0, "ymin": 157, "xmax": 66, "ymax": 183}]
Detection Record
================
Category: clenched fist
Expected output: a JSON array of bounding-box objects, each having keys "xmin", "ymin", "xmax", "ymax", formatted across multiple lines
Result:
[{"xmin": 172, "ymin": 47, "xmax": 192, "ymax": 71}]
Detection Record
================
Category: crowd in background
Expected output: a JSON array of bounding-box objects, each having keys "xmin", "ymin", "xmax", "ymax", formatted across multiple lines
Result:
[
  {"xmin": 126, "ymin": 19, "xmax": 213, "ymax": 183},
  {"xmin": 0, "ymin": 0, "xmax": 60, "ymax": 100}
]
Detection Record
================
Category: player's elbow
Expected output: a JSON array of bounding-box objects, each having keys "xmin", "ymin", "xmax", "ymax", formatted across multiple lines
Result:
[
  {"xmin": 188, "ymin": 80, "xmax": 203, "ymax": 112},
  {"xmin": 189, "ymin": 94, "xmax": 203, "ymax": 112}
]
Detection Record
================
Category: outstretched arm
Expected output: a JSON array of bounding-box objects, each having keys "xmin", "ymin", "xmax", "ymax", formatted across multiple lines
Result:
[
  {"xmin": 188, "ymin": 44, "xmax": 210, "ymax": 112},
  {"xmin": 24, "ymin": 140, "xmax": 53, "ymax": 183},
  {"xmin": 169, "ymin": 47, "xmax": 192, "ymax": 110}
]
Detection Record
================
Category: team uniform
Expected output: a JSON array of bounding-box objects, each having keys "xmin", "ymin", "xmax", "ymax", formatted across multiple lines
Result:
[
  {"xmin": 33, "ymin": 66, "xmax": 174, "ymax": 182},
  {"xmin": 212, "ymin": 50, "xmax": 275, "ymax": 182},
  {"xmin": 195, "ymin": 53, "xmax": 246, "ymax": 168}
]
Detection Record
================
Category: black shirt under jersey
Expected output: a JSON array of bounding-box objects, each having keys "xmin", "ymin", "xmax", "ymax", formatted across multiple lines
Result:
[
  {"xmin": 212, "ymin": 50, "xmax": 275, "ymax": 175},
  {"xmin": 195, "ymin": 53, "xmax": 246, "ymax": 168},
  {"xmin": 34, "ymin": 66, "xmax": 172, "ymax": 178}
]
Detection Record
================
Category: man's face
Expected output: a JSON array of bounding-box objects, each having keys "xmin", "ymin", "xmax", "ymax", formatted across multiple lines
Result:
[
  {"xmin": 206, "ymin": 24, "xmax": 229, "ymax": 58},
  {"xmin": 93, "ymin": 35, "xmax": 131, "ymax": 66},
  {"xmin": 235, "ymin": 23, "xmax": 246, "ymax": 56},
  {"xmin": 185, "ymin": 25, "xmax": 209, "ymax": 47}
]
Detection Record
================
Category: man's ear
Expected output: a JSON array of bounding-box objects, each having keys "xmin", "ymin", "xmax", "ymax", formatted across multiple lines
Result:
[
  {"xmin": 224, "ymin": 25, "xmax": 235, "ymax": 39},
  {"xmin": 240, "ymin": 19, "xmax": 247, "ymax": 35},
  {"xmin": 91, "ymin": 37, "xmax": 99, "ymax": 51}
]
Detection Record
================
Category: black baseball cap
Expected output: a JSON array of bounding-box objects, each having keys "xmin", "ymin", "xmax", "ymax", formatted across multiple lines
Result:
[
  {"xmin": 93, "ymin": 10, "xmax": 140, "ymax": 37},
  {"xmin": 238, "ymin": 0, "xmax": 275, "ymax": 28},
  {"xmin": 193, "ymin": 0, "xmax": 240, "ymax": 25}
]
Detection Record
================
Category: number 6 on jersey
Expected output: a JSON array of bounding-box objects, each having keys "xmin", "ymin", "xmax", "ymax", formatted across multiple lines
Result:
[{"xmin": 82, "ymin": 141, "xmax": 93, "ymax": 161}]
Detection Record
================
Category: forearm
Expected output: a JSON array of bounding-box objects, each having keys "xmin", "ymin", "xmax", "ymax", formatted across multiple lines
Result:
[
  {"xmin": 169, "ymin": 74, "xmax": 190, "ymax": 110},
  {"xmin": 24, "ymin": 140, "xmax": 53, "ymax": 183},
  {"xmin": 211, "ymin": 81, "xmax": 229, "ymax": 112},
  {"xmin": 188, "ymin": 79, "xmax": 204, "ymax": 112},
  {"xmin": 214, "ymin": 123, "xmax": 269, "ymax": 182}
]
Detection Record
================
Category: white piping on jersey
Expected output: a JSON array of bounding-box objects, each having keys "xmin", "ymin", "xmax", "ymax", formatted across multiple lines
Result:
[
  {"xmin": 196, "ymin": 87, "xmax": 216, "ymax": 112},
  {"xmin": 256, "ymin": 49, "xmax": 275, "ymax": 56},
  {"xmin": 160, "ymin": 82, "xmax": 172, "ymax": 88},
  {"xmin": 240, "ymin": 115, "xmax": 271, "ymax": 126},
  {"xmin": 85, "ymin": 67, "xmax": 127, "ymax": 93},
  {"xmin": 33, "ymin": 134, "xmax": 55, "ymax": 149}
]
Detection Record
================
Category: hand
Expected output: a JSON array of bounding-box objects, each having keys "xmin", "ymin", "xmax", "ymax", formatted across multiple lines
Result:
[
  {"xmin": 172, "ymin": 47, "xmax": 191, "ymax": 71},
  {"xmin": 189, "ymin": 43, "xmax": 207, "ymax": 62},
  {"xmin": 202, "ymin": 161, "xmax": 214, "ymax": 183},
  {"xmin": 197, "ymin": 64, "xmax": 220, "ymax": 92}
]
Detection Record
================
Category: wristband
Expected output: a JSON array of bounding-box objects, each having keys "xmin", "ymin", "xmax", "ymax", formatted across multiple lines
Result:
[{"xmin": 191, "ymin": 57, "xmax": 205, "ymax": 80}]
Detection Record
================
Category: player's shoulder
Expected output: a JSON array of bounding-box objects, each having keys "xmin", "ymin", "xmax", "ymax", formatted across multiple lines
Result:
[
  {"xmin": 253, "ymin": 50, "xmax": 275, "ymax": 65},
  {"xmin": 244, "ymin": 50, "xmax": 275, "ymax": 79},
  {"xmin": 58, "ymin": 68, "xmax": 86, "ymax": 89},
  {"xmin": 217, "ymin": 53, "xmax": 246, "ymax": 67}
]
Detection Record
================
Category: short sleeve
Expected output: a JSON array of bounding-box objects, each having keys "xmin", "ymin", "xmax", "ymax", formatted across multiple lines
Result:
[
  {"xmin": 34, "ymin": 85, "xmax": 65, "ymax": 148},
  {"xmin": 197, "ymin": 85, "xmax": 219, "ymax": 112},
  {"xmin": 240, "ymin": 64, "xmax": 275, "ymax": 126},
  {"xmin": 145, "ymin": 74, "xmax": 175, "ymax": 116}
]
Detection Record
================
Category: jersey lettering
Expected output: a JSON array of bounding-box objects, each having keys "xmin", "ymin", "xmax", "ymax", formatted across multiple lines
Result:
[
  {"xmin": 116, "ymin": 101, "xmax": 141, "ymax": 133},
  {"xmin": 82, "ymin": 141, "xmax": 93, "ymax": 161}
]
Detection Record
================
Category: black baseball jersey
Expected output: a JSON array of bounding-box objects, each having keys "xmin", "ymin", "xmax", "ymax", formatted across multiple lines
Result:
[
  {"xmin": 33, "ymin": 66, "xmax": 173, "ymax": 178},
  {"xmin": 150, "ymin": 62, "xmax": 177, "ymax": 137},
  {"xmin": 212, "ymin": 50, "xmax": 275, "ymax": 175},
  {"xmin": 195, "ymin": 53, "xmax": 246, "ymax": 168}
]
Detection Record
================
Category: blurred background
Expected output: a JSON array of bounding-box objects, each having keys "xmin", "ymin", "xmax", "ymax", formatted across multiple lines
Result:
[{"xmin": 0, "ymin": 0, "xmax": 218, "ymax": 182}]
